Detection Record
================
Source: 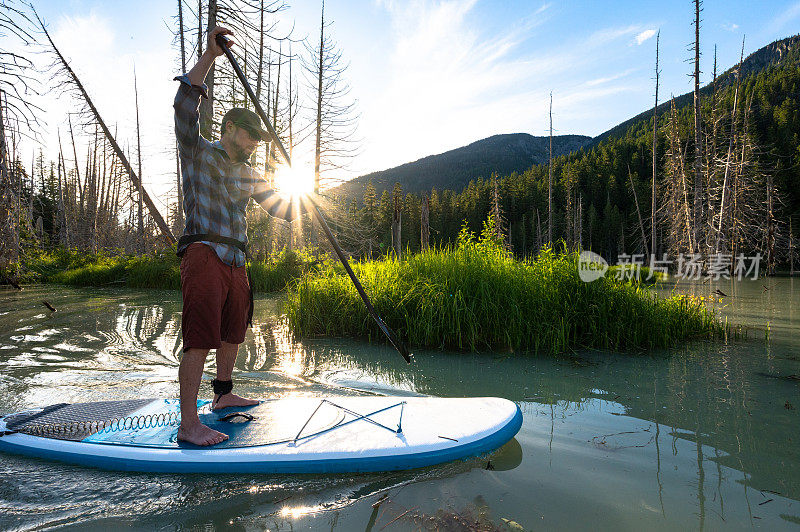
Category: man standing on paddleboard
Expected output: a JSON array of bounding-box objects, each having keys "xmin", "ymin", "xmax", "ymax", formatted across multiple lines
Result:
[{"xmin": 174, "ymin": 25, "xmax": 299, "ymax": 446}]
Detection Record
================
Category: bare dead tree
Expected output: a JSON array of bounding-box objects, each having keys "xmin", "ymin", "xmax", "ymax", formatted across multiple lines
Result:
[
  {"xmin": 662, "ymin": 96, "xmax": 694, "ymax": 256},
  {"xmin": 691, "ymin": 0, "xmax": 703, "ymax": 252},
  {"xmin": 255, "ymin": 0, "xmax": 266, "ymax": 100},
  {"xmin": 286, "ymin": 42, "xmax": 299, "ymax": 154},
  {"xmin": 199, "ymin": 0, "xmax": 217, "ymax": 139},
  {"xmin": 195, "ymin": 0, "xmax": 290, "ymax": 124},
  {"xmin": 197, "ymin": 0, "xmax": 203, "ymax": 60},
  {"xmin": 0, "ymin": 89, "xmax": 19, "ymax": 266},
  {"xmin": 178, "ymin": 0, "xmax": 187, "ymax": 71},
  {"xmin": 312, "ymin": 3, "xmax": 323, "ymax": 192},
  {"xmin": 547, "ymin": 91, "xmax": 553, "ymax": 245},
  {"xmin": 133, "ymin": 66, "xmax": 145, "ymax": 251},
  {"xmin": 303, "ymin": 0, "xmax": 359, "ymax": 193},
  {"xmin": 701, "ymin": 44, "xmax": 722, "ymax": 253},
  {"xmin": 0, "ymin": 2, "xmax": 42, "ymax": 137},
  {"xmin": 536, "ymin": 208, "xmax": 542, "ymax": 253},
  {"xmin": 724, "ymin": 90, "xmax": 781, "ymax": 268},
  {"xmin": 89, "ymin": 126, "xmax": 98, "ymax": 250},
  {"xmin": 264, "ymin": 40, "xmax": 283, "ymax": 172},
  {"xmin": 713, "ymin": 37, "xmax": 745, "ymax": 254},
  {"xmin": 56, "ymin": 130, "xmax": 69, "ymax": 245},
  {"xmin": 651, "ymin": 30, "xmax": 660, "ymax": 256},
  {"xmin": 34, "ymin": 9, "xmax": 175, "ymax": 244},
  {"xmin": 98, "ymin": 130, "xmax": 107, "ymax": 235},
  {"xmin": 175, "ymin": 0, "xmax": 187, "ymax": 230},
  {"xmin": 0, "ymin": 1, "xmax": 43, "ymax": 266}
]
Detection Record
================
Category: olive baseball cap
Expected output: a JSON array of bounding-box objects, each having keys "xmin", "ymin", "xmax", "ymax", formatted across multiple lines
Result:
[{"xmin": 221, "ymin": 107, "xmax": 270, "ymax": 142}]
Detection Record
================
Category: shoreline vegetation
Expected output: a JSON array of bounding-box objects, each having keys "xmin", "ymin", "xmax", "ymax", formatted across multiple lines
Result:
[
  {"xmin": 1, "ymin": 246, "xmax": 319, "ymax": 292},
  {"xmin": 2, "ymin": 218, "xmax": 725, "ymax": 354}
]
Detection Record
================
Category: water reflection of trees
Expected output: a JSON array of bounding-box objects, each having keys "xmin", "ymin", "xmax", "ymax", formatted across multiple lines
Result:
[{"xmin": 294, "ymin": 339, "xmax": 800, "ymax": 504}]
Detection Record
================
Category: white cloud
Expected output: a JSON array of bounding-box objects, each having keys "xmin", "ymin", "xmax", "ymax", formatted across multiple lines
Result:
[
  {"xmin": 634, "ymin": 29, "xmax": 657, "ymax": 45},
  {"xmin": 721, "ymin": 22, "xmax": 739, "ymax": 32},
  {"xmin": 586, "ymin": 68, "xmax": 636, "ymax": 86},
  {"xmin": 765, "ymin": 1, "xmax": 800, "ymax": 35},
  {"xmin": 355, "ymin": 3, "xmax": 646, "ymax": 175},
  {"xmin": 361, "ymin": 0, "xmax": 546, "ymax": 171}
]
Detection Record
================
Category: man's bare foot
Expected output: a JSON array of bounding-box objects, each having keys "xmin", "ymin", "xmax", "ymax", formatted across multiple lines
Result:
[
  {"xmin": 177, "ymin": 423, "xmax": 229, "ymax": 446},
  {"xmin": 213, "ymin": 393, "xmax": 260, "ymax": 410}
]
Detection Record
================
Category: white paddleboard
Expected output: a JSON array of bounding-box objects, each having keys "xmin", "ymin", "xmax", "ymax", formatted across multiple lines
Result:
[{"xmin": 0, "ymin": 396, "xmax": 522, "ymax": 473}]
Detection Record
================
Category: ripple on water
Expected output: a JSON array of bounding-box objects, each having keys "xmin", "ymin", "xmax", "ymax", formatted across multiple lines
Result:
[
  {"xmin": 50, "ymin": 342, "xmax": 94, "ymax": 353},
  {"xmin": 31, "ymin": 347, "xmax": 61, "ymax": 354},
  {"xmin": 316, "ymin": 368, "xmax": 423, "ymax": 397},
  {"xmin": 9, "ymin": 328, "xmax": 63, "ymax": 344}
]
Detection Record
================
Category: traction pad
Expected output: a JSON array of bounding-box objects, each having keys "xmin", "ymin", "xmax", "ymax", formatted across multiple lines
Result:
[
  {"xmin": 4, "ymin": 400, "xmax": 155, "ymax": 441},
  {"xmin": 3, "ymin": 399, "xmax": 349, "ymax": 448}
]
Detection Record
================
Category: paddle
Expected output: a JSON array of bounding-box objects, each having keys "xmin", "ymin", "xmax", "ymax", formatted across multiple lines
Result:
[{"xmin": 215, "ymin": 33, "xmax": 413, "ymax": 364}]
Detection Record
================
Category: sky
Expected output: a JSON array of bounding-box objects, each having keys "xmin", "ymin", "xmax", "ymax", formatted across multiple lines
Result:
[{"xmin": 12, "ymin": 0, "xmax": 800, "ymax": 211}]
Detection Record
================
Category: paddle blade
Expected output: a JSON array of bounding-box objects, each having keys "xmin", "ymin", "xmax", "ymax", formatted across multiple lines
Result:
[{"xmin": 376, "ymin": 317, "xmax": 413, "ymax": 364}]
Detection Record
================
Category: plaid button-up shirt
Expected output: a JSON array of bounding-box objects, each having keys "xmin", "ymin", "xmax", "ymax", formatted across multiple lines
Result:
[{"xmin": 174, "ymin": 74, "xmax": 291, "ymax": 267}]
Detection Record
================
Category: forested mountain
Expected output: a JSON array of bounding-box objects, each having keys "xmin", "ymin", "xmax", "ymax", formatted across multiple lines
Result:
[
  {"xmin": 335, "ymin": 133, "xmax": 591, "ymax": 198},
  {"xmin": 334, "ymin": 34, "xmax": 800, "ymax": 271},
  {"xmin": 590, "ymin": 34, "xmax": 800, "ymax": 147}
]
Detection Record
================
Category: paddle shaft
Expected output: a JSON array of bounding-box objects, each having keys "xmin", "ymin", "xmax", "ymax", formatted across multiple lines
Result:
[
  {"xmin": 308, "ymin": 198, "xmax": 412, "ymax": 363},
  {"xmin": 216, "ymin": 34, "xmax": 290, "ymax": 165},
  {"xmin": 215, "ymin": 33, "xmax": 412, "ymax": 364}
]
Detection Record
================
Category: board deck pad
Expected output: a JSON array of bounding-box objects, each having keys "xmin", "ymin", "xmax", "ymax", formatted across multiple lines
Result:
[
  {"xmin": 83, "ymin": 399, "xmax": 346, "ymax": 448},
  {"xmin": 0, "ymin": 396, "xmax": 523, "ymax": 473},
  {"xmin": 4, "ymin": 399, "xmax": 157, "ymax": 441}
]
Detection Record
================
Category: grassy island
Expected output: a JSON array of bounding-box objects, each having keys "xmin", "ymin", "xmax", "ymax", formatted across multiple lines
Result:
[{"xmin": 286, "ymin": 219, "xmax": 722, "ymax": 354}]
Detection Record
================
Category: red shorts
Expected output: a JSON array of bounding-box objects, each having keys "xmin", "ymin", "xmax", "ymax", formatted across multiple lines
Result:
[{"xmin": 180, "ymin": 243, "xmax": 250, "ymax": 350}]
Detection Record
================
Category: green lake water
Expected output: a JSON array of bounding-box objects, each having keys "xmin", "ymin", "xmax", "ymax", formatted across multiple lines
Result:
[{"xmin": 0, "ymin": 279, "xmax": 799, "ymax": 530}]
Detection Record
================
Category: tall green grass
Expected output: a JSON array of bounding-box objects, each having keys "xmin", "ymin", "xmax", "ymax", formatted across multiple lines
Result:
[{"xmin": 286, "ymin": 217, "xmax": 723, "ymax": 354}]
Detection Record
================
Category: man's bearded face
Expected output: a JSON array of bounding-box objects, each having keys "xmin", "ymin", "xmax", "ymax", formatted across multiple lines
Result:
[{"xmin": 229, "ymin": 124, "xmax": 260, "ymax": 162}]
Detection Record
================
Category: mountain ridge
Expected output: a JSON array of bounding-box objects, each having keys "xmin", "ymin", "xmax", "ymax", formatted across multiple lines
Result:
[
  {"xmin": 334, "ymin": 34, "xmax": 800, "ymax": 200},
  {"xmin": 335, "ymin": 133, "xmax": 591, "ymax": 199}
]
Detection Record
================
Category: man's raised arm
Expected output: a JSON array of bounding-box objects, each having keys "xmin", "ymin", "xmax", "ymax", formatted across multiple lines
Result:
[{"xmin": 173, "ymin": 26, "xmax": 233, "ymax": 157}]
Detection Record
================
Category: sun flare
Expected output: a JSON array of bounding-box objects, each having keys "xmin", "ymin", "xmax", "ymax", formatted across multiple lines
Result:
[{"xmin": 273, "ymin": 162, "xmax": 315, "ymax": 198}]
